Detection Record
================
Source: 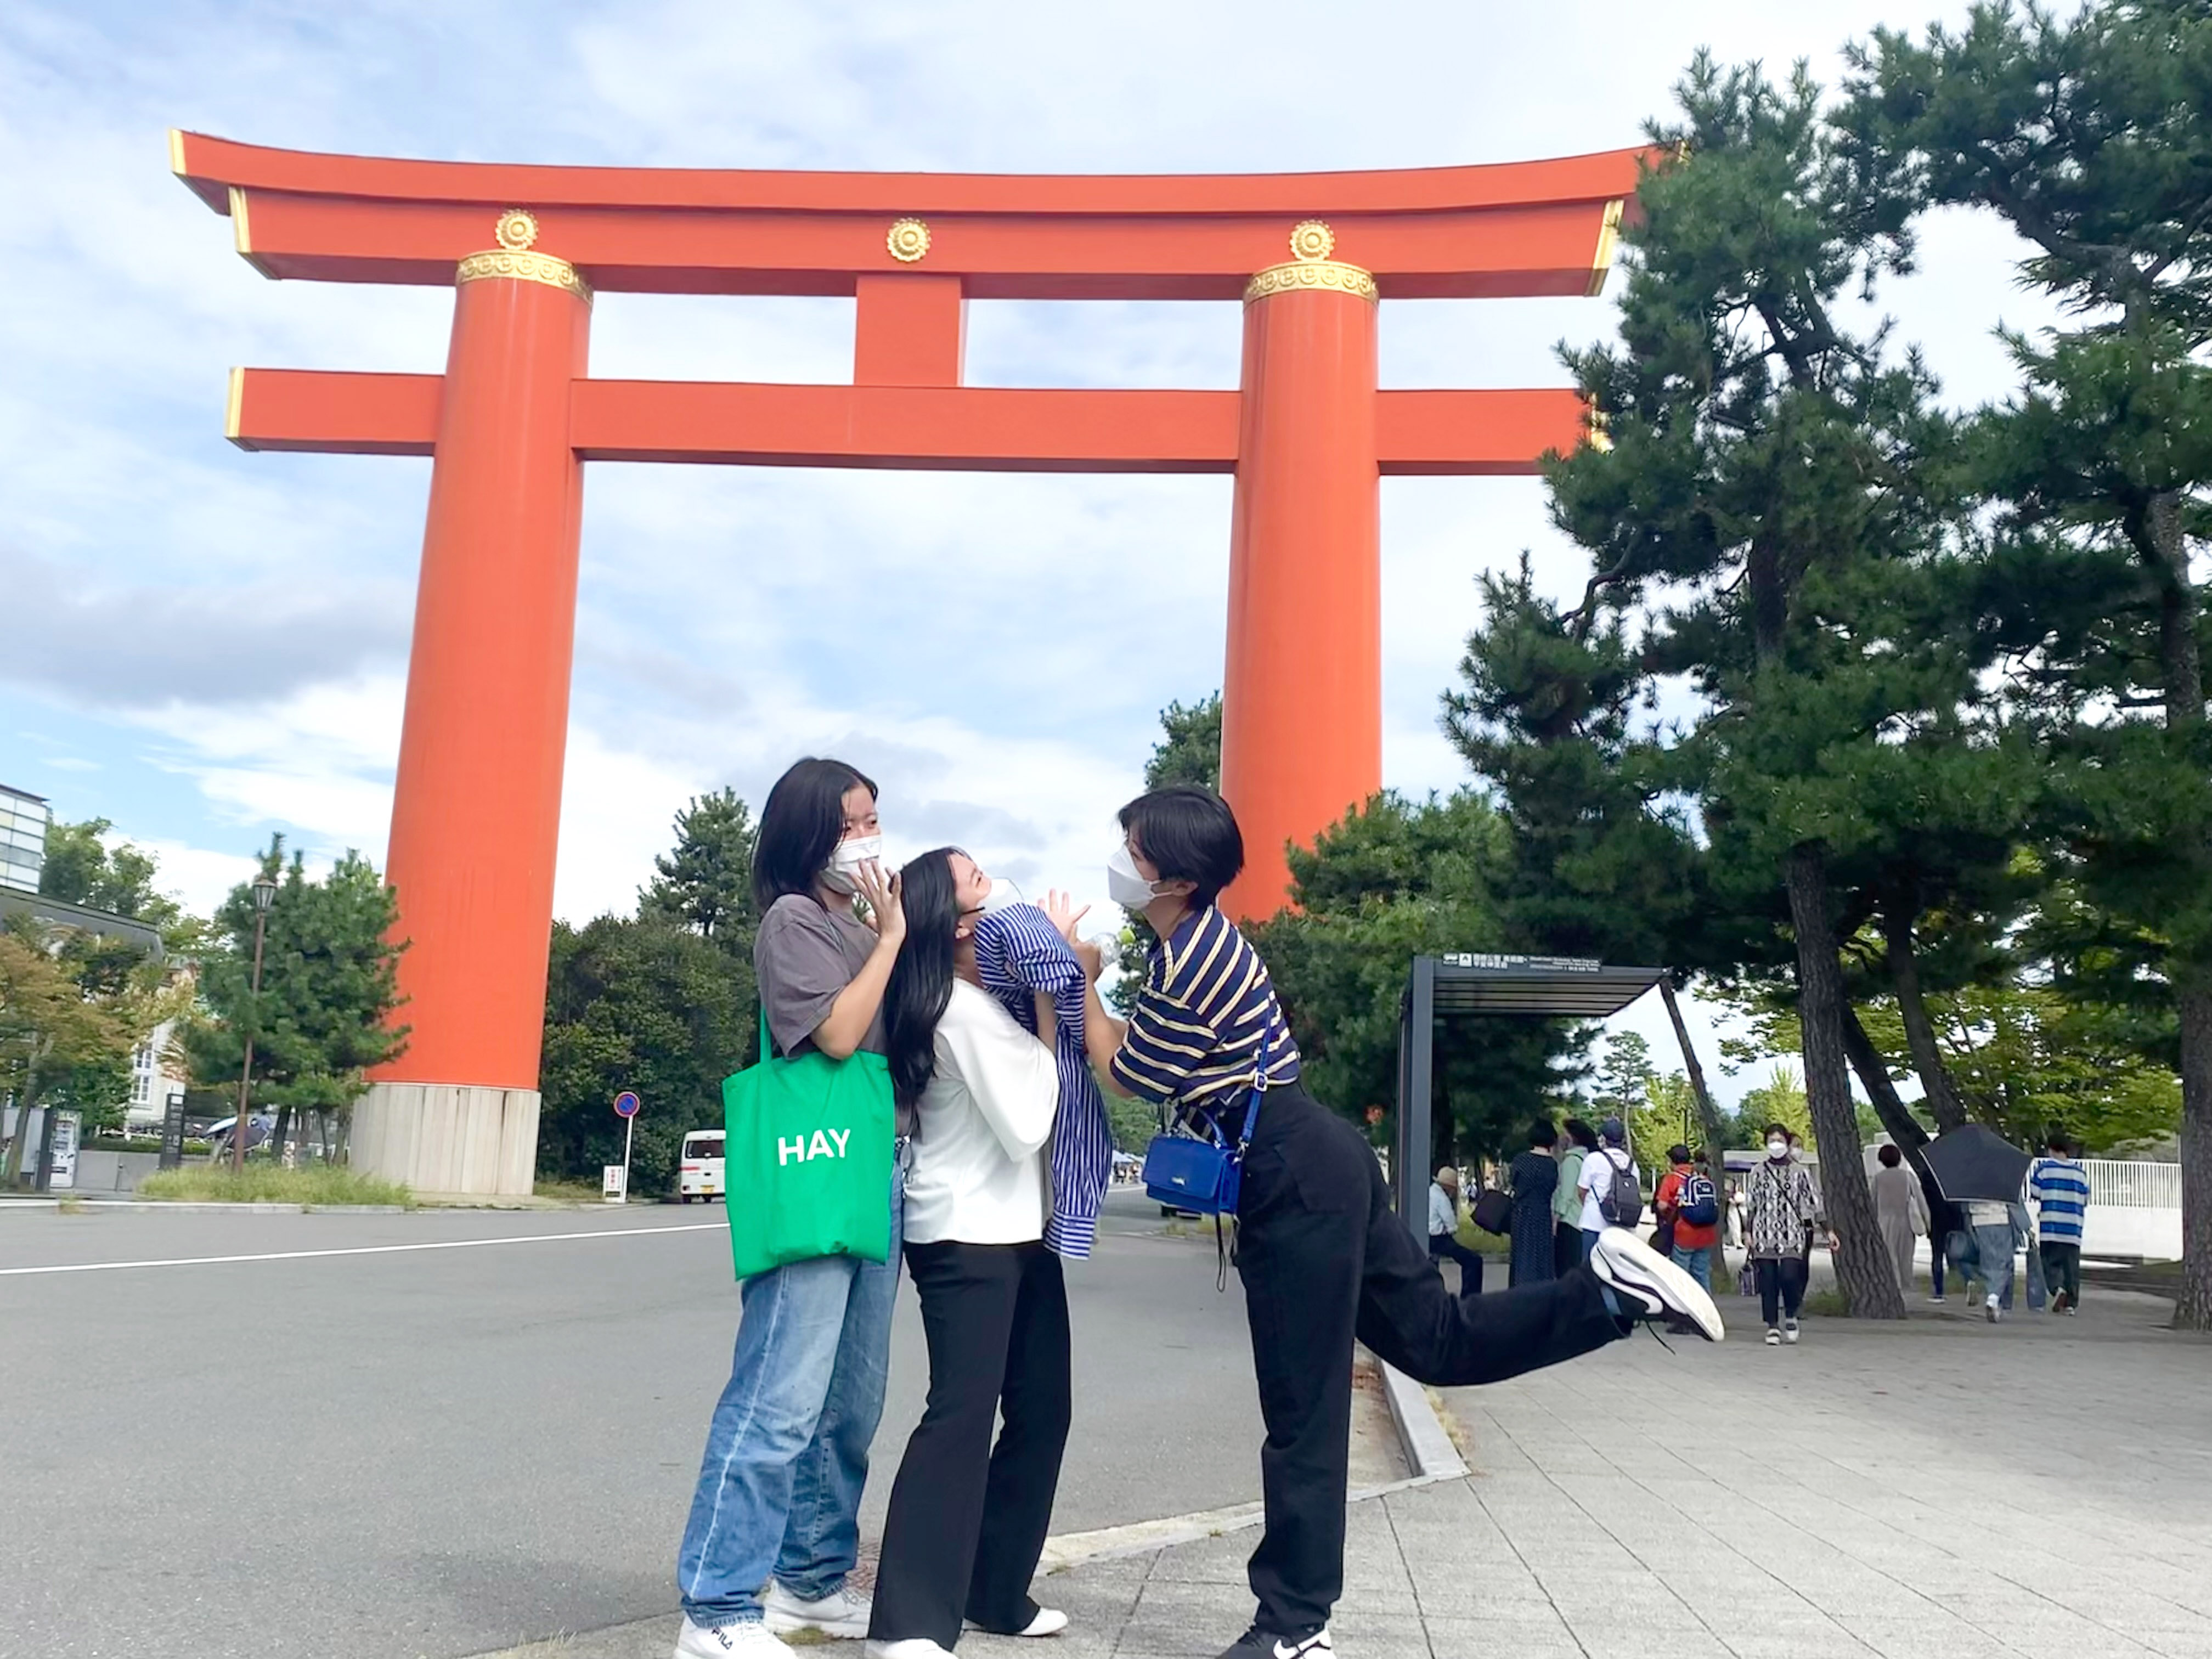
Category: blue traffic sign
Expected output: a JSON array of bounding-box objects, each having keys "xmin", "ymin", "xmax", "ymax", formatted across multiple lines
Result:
[{"xmin": 613, "ymin": 1090, "xmax": 641, "ymax": 1118}]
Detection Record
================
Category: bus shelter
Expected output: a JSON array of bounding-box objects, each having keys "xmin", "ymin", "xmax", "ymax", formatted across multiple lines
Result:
[{"xmin": 1391, "ymin": 953, "xmax": 1663, "ymax": 1239}]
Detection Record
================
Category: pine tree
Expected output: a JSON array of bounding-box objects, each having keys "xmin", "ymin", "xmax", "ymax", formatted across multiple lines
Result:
[{"xmin": 1846, "ymin": 0, "xmax": 2212, "ymax": 1325}]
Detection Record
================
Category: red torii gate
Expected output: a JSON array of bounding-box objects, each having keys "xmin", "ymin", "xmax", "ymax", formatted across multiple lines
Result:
[{"xmin": 172, "ymin": 132, "xmax": 1636, "ymax": 1195}]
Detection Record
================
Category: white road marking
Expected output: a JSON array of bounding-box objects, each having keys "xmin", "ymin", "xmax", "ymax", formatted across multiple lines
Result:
[{"xmin": 0, "ymin": 1221, "xmax": 726, "ymax": 1277}]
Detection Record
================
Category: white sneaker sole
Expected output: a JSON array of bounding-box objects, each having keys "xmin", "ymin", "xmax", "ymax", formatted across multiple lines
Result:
[{"xmin": 1589, "ymin": 1229, "xmax": 1725, "ymax": 1341}]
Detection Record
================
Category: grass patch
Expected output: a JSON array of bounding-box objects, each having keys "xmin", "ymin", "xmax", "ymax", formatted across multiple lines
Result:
[
  {"xmin": 136, "ymin": 1165, "xmax": 415, "ymax": 1207},
  {"xmin": 1799, "ymin": 1289, "xmax": 1850, "ymax": 1318}
]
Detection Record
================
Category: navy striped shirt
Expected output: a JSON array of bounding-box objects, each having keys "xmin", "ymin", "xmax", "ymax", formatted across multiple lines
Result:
[
  {"xmin": 2028, "ymin": 1155, "xmax": 2090, "ymax": 1245},
  {"xmin": 972, "ymin": 902, "xmax": 1114, "ymax": 1259},
  {"xmin": 1110, "ymin": 905, "xmax": 1301, "ymax": 1138}
]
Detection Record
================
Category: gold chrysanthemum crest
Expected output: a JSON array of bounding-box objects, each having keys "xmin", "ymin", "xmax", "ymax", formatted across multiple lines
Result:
[
  {"xmin": 494, "ymin": 208, "xmax": 540, "ymax": 252},
  {"xmin": 456, "ymin": 208, "xmax": 591, "ymax": 304},
  {"xmin": 1289, "ymin": 220, "xmax": 1335, "ymax": 262},
  {"xmin": 887, "ymin": 217, "xmax": 932, "ymax": 262}
]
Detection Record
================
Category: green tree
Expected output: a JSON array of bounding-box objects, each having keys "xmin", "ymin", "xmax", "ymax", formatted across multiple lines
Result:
[
  {"xmin": 1593, "ymin": 1032, "xmax": 1653, "ymax": 1118},
  {"xmin": 1144, "ymin": 694, "xmax": 1222, "ymax": 791},
  {"xmin": 641, "ymin": 788, "xmax": 759, "ymax": 947},
  {"xmin": 1250, "ymin": 791, "xmax": 1581, "ymax": 1165},
  {"xmin": 183, "ymin": 841, "xmax": 408, "ymax": 1160},
  {"xmin": 1845, "ymin": 0, "xmax": 2212, "ymax": 1325},
  {"xmin": 1537, "ymin": 54, "xmax": 1992, "ymax": 1316},
  {"xmin": 38, "ymin": 817, "xmax": 183, "ymax": 934},
  {"xmin": 0, "ymin": 921, "xmax": 173, "ymax": 1181},
  {"xmin": 536, "ymin": 915, "xmax": 753, "ymax": 1196}
]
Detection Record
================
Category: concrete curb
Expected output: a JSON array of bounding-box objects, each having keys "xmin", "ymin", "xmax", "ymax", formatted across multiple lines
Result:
[{"xmin": 1376, "ymin": 1357, "xmax": 1470, "ymax": 1481}]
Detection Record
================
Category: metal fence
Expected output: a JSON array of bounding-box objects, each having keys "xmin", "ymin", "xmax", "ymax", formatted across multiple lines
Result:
[{"xmin": 2082, "ymin": 1158, "xmax": 2182, "ymax": 1211}]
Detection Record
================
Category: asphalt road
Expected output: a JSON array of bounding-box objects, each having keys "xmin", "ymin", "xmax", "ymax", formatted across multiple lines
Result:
[{"xmin": 0, "ymin": 1189, "xmax": 1271, "ymax": 1659}]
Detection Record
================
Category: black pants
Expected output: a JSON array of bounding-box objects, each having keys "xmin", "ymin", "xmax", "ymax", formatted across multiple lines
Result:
[
  {"xmin": 1234, "ymin": 1085, "xmax": 1622, "ymax": 1635},
  {"xmin": 1428, "ymin": 1232, "xmax": 1485, "ymax": 1294},
  {"xmin": 1754, "ymin": 1255, "xmax": 1807, "ymax": 1325},
  {"xmin": 868, "ymin": 1239, "xmax": 1071, "ymax": 1649},
  {"xmin": 2041, "ymin": 1240, "xmax": 2082, "ymax": 1307},
  {"xmin": 1553, "ymin": 1218, "xmax": 1583, "ymax": 1278}
]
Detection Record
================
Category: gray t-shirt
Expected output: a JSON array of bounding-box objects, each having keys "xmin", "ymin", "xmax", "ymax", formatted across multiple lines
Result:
[{"xmin": 755, "ymin": 893, "xmax": 888, "ymax": 1060}]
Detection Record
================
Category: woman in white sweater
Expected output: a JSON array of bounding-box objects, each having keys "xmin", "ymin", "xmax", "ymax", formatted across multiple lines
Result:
[{"xmin": 864, "ymin": 848, "xmax": 1071, "ymax": 1659}]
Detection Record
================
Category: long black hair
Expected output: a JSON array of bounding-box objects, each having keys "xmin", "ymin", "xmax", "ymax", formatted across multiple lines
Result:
[
  {"xmin": 752, "ymin": 757, "xmax": 877, "ymax": 913},
  {"xmin": 883, "ymin": 847, "xmax": 962, "ymax": 1111}
]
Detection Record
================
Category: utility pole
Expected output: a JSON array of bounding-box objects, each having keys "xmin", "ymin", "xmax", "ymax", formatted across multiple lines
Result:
[{"xmin": 232, "ymin": 872, "xmax": 278, "ymax": 1176}]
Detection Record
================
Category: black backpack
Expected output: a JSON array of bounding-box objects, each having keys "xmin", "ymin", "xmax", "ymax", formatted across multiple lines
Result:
[{"xmin": 1600, "ymin": 1149, "xmax": 1643, "ymax": 1229}]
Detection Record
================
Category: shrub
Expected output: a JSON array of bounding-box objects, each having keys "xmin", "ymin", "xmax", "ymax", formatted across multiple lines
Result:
[{"xmin": 136, "ymin": 1165, "xmax": 414, "ymax": 1207}]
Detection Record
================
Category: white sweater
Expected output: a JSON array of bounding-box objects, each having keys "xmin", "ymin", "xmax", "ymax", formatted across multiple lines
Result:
[{"xmin": 902, "ymin": 979, "xmax": 1060, "ymax": 1246}]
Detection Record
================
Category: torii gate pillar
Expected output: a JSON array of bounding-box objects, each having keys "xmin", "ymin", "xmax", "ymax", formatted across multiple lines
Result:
[
  {"xmin": 1221, "ymin": 236, "xmax": 1379, "ymax": 917},
  {"xmin": 351, "ymin": 215, "xmax": 591, "ymax": 1197}
]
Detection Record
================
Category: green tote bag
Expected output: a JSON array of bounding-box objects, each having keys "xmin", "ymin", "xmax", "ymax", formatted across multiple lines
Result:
[{"xmin": 721, "ymin": 1011, "xmax": 896, "ymax": 1281}]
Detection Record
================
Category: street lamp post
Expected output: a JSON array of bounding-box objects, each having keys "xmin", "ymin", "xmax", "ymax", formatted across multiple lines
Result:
[{"xmin": 232, "ymin": 872, "xmax": 279, "ymax": 1176}]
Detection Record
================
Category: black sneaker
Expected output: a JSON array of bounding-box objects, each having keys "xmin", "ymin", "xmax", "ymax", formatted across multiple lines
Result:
[{"xmin": 1218, "ymin": 1624, "xmax": 1333, "ymax": 1658}]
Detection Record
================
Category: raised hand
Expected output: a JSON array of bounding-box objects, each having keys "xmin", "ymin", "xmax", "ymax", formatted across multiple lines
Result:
[
  {"xmin": 853, "ymin": 860, "xmax": 907, "ymax": 947},
  {"xmin": 1042, "ymin": 888, "xmax": 1090, "ymax": 944}
]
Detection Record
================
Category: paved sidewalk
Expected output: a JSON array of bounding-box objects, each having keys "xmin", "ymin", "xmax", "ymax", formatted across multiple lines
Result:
[{"xmin": 526, "ymin": 1283, "xmax": 2212, "ymax": 1659}]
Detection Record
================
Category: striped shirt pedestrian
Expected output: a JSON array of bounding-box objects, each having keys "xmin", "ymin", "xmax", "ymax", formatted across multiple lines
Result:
[{"xmin": 2028, "ymin": 1152, "xmax": 2090, "ymax": 1245}]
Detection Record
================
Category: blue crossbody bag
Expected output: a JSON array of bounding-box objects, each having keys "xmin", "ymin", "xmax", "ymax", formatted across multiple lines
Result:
[{"xmin": 1142, "ymin": 1087, "xmax": 1263, "ymax": 1216}]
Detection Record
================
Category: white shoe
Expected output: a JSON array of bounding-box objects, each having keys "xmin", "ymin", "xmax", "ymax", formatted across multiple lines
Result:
[
  {"xmin": 674, "ymin": 1617, "xmax": 793, "ymax": 1657},
  {"xmin": 1783, "ymin": 1318, "xmax": 1800, "ymax": 1344},
  {"xmin": 763, "ymin": 1580, "xmax": 871, "ymax": 1638},
  {"xmin": 1985, "ymin": 1293, "xmax": 2001, "ymax": 1323},
  {"xmin": 1764, "ymin": 1326, "xmax": 1782, "ymax": 1346},
  {"xmin": 867, "ymin": 1641, "xmax": 956, "ymax": 1658},
  {"xmin": 968, "ymin": 1605, "xmax": 1070, "ymax": 1638},
  {"xmin": 1589, "ymin": 1227, "xmax": 1724, "ymax": 1341}
]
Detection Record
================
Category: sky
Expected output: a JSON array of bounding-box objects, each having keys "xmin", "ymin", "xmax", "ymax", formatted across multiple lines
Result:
[{"xmin": 1, "ymin": 0, "xmax": 2064, "ymax": 1104}]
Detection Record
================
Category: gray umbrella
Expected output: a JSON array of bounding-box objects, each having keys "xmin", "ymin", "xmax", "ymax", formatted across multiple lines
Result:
[{"xmin": 1921, "ymin": 1125, "xmax": 2032, "ymax": 1204}]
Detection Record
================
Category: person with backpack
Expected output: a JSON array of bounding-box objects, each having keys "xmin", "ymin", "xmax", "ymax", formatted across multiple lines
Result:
[
  {"xmin": 1576, "ymin": 1117, "xmax": 1642, "ymax": 1260},
  {"xmin": 1654, "ymin": 1144, "xmax": 1719, "ymax": 1291}
]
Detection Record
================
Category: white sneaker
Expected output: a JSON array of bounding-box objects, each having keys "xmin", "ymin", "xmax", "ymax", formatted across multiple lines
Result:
[
  {"xmin": 1764, "ymin": 1326, "xmax": 1782, "ymax": 1346},
  {"xmin": 763, "ymin": 1580, "xmax": 872, "ymax": 1638},
  {"xmin": 674, "ymin": 1616, "xmax": 793, "ymax": 1657},
  {"xmin": 867, "ymin": 1641, "xmax": 956, "ymax": 1658},
  {"xmin": 1985, "ymin": 1293, "xmax": 2002, "ymax": 1323},
  {"xmin": 1589, "ymin": 1228, "xmax": 1724, "ymax": 1341},
  {"xmin": 1783, "ymin": 1318, "xmax": 1801, "ymax": 1344},
  {"xmin": 968, "ymin": 1605, "xmax": 1071, "ymax": 1638}
]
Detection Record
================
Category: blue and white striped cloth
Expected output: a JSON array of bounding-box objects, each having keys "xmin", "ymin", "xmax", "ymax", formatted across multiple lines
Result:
[
  {"xmin": 973, "ymin": 902, "xmax": 1114, "ymax": 1259},
  {"xmin": 2028, "ymin": 1154, "xmax": 2090, "ymax": 1245}
]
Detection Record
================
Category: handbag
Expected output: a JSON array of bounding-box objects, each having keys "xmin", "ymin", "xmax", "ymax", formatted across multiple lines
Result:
[
  {"xmin": 720, "ymin": 1009, "xmax": 896, "ymax": 1280},
  {"xmin": 1650, "ymin": 1218, "xmax": 1677, "ymax": 1259},
  {"xmin": 1143, "ymin": 1090, "xmax": 1263, "ymax": 1216},
  {"xmin": 1470, "ymin": 1188, "xmax": 1513, "ymax": 1236}
]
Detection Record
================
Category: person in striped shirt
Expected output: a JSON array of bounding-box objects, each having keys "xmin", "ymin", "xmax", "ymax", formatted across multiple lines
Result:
[
  {"xmin": 2029, "ymin": 1135, "xmax": 2091, "ymax": 1314},
  {"xmin": 1057, "ymin": 786, "xmax": 1722, "ymax": 1659}
]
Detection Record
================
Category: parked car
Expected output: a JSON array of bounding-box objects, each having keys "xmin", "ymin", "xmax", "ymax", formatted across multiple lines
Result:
[{"xmin": 678, "ymin": 1130, "xmax": 725, "ymax": 1204}]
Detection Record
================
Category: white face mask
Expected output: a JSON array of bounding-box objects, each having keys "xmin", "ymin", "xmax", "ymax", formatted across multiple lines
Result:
[
  {"xmin": 1766, "ymin": 1140, "xmax": 1790, "ymax": 1160},
  {"xmin": 980, "ymin": 876, "xmax": 1025, "ymax": 912},
  {"xmin": 821, "ymin": 833, "xmax": 884, "ymax": 895},
  {"xmin": 1107, "ymin": 842, "xmax": 1165, "ymax": 909}
]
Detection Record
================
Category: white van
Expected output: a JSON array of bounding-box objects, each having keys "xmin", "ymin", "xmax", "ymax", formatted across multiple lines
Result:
[{"xmin": 679, "ymin": 1130, "xmax": 725, "ymax": 1203}]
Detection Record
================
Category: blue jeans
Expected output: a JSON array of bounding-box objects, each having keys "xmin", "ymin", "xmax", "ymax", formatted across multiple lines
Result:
[
  {"xmin": 1671, "ymin": 1243, "xmax": 1713, "ymax": 1290},
  {"xmin": 1581, "ymin": 1227, "xmax": 1602, "ymax": 1262},
  {"xmin": 678, "ymin": 1164, "xmax": 905, "ymax": 1627}
]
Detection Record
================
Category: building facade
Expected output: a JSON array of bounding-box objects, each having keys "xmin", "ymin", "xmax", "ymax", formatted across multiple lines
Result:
[{"xmin": 1, "ymin": 783, "xmax": 50, "ymax": 893}]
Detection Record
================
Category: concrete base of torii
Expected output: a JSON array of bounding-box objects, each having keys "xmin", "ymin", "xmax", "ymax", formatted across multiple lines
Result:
[{"xmin": 351, "ymin": 1081, "xmax": 540, "ymax": 1198}]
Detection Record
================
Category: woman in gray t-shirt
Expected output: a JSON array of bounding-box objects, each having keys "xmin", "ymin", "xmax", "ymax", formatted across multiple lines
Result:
[{"xmin": 674, "ymin": 757, "xmax": 909, "ymax": 1655}]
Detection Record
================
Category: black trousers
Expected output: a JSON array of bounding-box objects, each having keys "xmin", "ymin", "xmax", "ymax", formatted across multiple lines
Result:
[
  {"xmin": 1234, "ymin": 1085, "xmax": 1622, "ymax": 1634},
  {"xmin": 1754, "ymin": 1255, "xmax": 1807, "ymax": 1325},
  {"xmin": 1427, "ymin": 1232, "xmax": 1485, "ymax": 1294},
  {"xmin": 868, "ymin": 1239, "xmax": 1071, "ymax": 1649},
  {"xmin": 1553, "ymin": 1218, "xmax": 1583, "ymax": 1278}
]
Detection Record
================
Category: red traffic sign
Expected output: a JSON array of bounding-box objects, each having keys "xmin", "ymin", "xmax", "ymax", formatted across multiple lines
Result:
[{"xmin": 612, "ymin": 1090, "xmax": 641, "ymax": 1118}]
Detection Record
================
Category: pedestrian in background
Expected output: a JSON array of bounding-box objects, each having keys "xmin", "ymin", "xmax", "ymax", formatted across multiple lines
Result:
[
  {"xmin": 2029, "ymin": 1134, "xmax": 2090, "ymax": 1314},
  {"xmin": 1745, "ymin": 1123, "xmax": 1823, "ymax": 1346},
  {"xmin": 1961, "ymin": 1198, "xmax": 2023, "ymax": 1321},
  {"xmin": 1507, "ymin": 1122, "xmax": 1560, "ymax": 1287},
  {"xmin": 1654, "ymin": 1144, "xmax": 1719, "ymax": 1293},
  {"xmin": 1871, "ymin": 1143, "xmax": 1928, "ymax": 1299},
  {"xmin": 1554, "ymin": 1118, "xmax": 1595, "ymax": 1277},
  {"xmin": 1427, "ymin": 1165, "xmax": 1484, "ymax": 1295},
  {"xmin": 1576, "ymin": 1117, "xmax": 1639, "ymax": 1263}
]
